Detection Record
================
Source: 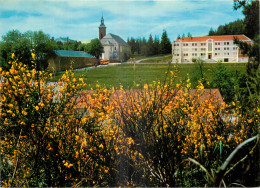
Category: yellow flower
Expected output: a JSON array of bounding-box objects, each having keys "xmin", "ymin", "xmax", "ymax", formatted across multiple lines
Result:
[
  {"xmin": 99, "ymin": 144, "xmax": 104, "ymax": 149},
  {"xmin": 248, "ymin": 119, "xmax": 253, "ymax": 123},
  {"xmin": 11, "ymin": 53, "xmax": 15, "ymax": 59},
  {"xmin": 38, "ymin": 102, "xmax": 45, "ymax": 108},
  {"xmin": 144, "ymin": 84, "xmax": 148, "ymax": 90},
  {"xmin": 35, "ymin": 106, "xmax": 39, "ymax": 111},
  {"xmin": 31, "ymin": 53, "xmax": 36, "ymax": 59}
]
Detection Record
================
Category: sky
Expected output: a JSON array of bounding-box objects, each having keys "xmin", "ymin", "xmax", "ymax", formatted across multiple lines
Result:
[{"xmin": 0, "ymin": 0, "xmax": 245, "ymax": 42}]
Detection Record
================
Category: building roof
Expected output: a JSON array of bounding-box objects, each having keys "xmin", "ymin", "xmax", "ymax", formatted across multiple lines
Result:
[
  {"xmin": 54, "ymin": 50, "xmax": 94, "ymax": 58},
  {"xmin": 55, "ymin": 37, "xmax": 76, "ymax": 43},
  {"xmin": 175, "ymin": 35, "xmax": 251, "ymax": 42},
  {"xmin": 101, "ymin": 33, "xmax": 129, "ymax": 46},
  {"xmin": 76, "ymin": 88, "xmax": 224, "ymax": 108},
  {"xmin": 99, "ymin": 16, "xmax": 106, "ymax": 28},
  {"xmin": 189, "ymin": 89, "xmax": 224, "ymax": 105}
]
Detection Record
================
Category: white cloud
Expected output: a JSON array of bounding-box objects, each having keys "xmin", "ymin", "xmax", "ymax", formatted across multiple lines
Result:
[{"xmin": 0, "ymin": 0, "xmax": 244, "ymax": 41}]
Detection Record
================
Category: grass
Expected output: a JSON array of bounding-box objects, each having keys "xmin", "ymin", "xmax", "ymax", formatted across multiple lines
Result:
[
  {"xmin": 139, "ymin": 54, "xmax": 172, "ymax": 63},
  {"xmin": 50, "ymin": 62, "xmax": 247, "ymax": 90},
  {"xmin": 128, "ymin": 54, "xmax": 172, "ymax": 62}
]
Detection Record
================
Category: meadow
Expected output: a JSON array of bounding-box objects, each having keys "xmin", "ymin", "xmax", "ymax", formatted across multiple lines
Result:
[{"xmin": 51, "ymin": 62, "xmax": 247, "ymax": 90}]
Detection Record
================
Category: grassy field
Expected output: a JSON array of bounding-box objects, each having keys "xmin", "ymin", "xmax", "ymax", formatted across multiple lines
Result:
[
  {"xmin": 139, "ymin": 54, "xmax": 172, "ymax": 63},
  {"xmin": 50, "ymin": 62, "xmax": 247, "ymax": 90}
]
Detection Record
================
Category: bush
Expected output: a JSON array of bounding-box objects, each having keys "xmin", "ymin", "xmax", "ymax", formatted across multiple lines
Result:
[{"xmin": 1, "ymin": 54, "xmax": 259, "ymax": 187}]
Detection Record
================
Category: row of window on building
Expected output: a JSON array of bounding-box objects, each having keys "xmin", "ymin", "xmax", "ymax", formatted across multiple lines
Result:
[
  {"xmin": 175, "ymin": 47, "xmax": 238, "ymax": 51},
  {"xmin": 174, "ymin": 52, "xmax": 237, "ymax": 57},
  {"xmin": 174, "ymin": 41, "xmax": 235, "ymax": 47}
]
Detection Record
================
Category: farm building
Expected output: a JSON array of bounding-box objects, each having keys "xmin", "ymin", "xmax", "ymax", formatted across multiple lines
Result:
[{"xmin": 47, "ymin": 50, "xmax": 99, "ymax": 72}]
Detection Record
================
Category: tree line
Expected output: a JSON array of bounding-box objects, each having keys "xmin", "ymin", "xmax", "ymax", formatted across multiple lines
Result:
[
  {"xmin": 0, "ymin": 30, "xmax": 103, "ymax": 71},
  {"xmin": 127, "ymin": 30, "xmax": 172, "ymax": 57},
  {"xmin": 208, "ymin": 0, "xmax": 259, "ymax": 41}
]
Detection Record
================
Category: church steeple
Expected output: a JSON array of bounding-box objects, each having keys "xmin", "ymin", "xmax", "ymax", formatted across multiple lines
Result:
[{"xmin": 99, "ymin": 15, "xmax": 106, "ymax": 40}]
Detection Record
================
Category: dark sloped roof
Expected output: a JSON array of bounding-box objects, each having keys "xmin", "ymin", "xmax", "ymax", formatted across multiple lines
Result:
[
  {"xmin": 102, "ymin": 33, "xmax": 129, "ymax": 46},
  {"xmin": 54, "ymin": 50, "xmax": 94, "ymax": 58}
]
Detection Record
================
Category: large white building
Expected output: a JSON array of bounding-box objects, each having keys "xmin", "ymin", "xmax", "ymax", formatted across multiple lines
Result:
[{"xmin": 172, "ymin": 35, "xmax": 252, "ymax": 63}]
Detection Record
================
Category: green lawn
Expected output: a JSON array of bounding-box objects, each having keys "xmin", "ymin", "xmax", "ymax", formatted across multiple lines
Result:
[{"xmin": 50, "ymin": 62, "xmax": 247, "ymax": 90}]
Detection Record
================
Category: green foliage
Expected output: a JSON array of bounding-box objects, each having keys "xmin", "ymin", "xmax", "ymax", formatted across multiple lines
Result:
[
  {"xmin": 190, "ymin": 59, "xmax": 209, "ymax": 88},
  {"xmin": 212, "ymin": 62, "xmax": 234, "ymax": 103},
  {"xmin": 0, "ymin": 30, "xmax": 56, "ymax": 71},
  {"xmin": 160, "ymin": 30, "xmax": 171, "ymax": 54},
  {"xmin": 127, "ymin": 30, "xmax": 170, "ymax": 57},
  {"xmin": 85, "ymin": 38, "xmax": 103, "ymax": 59},
  {"xmin": 242, "ymin": 0, "xmax": 259, "ymax": 40},
  {"xmin": 0, "ymin": 30, "xmax": 32, "ymax": 70},
  {"xmin": 210, "ymin": 1, "xmax": 259, "ymax": 40},
  {"xmin": 208, "ymin": 19, "xmax": 245, "ymax": 36}
]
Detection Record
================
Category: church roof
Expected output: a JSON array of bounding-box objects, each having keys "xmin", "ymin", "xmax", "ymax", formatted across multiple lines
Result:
[
  {"xmin": 54, "ymin": 50, "xmax": 94, "ymax": 58},
  {"xmin": 99, "ymin": 16, "xmax": 106, "ymax": 27},
  {"xmin": 101, "ymin": 33, "xmax": 129, "ymax": 46}
]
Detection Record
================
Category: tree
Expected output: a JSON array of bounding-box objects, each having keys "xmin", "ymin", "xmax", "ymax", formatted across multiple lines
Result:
[
  {"xmin": 0, "ymin": 30, "xmax": 56, "ymax": 70},
  {"xmin": 242, "ymin": 1, "xmax": 259, "ymax": 40},
  {"xmin": 208, "ymin": 19, "xmax": 245, "ymax": 36},
  {"xmin": 0, "ymin": 30, "xmax": 31, "ymax": 70},
  {"xmin": 233, "ymin": 0, "xmax": 260, "ymax": 97},
  {"xmin": 160, "ymin": 30, "xmax": 171, "ymax": 54},
  {"xmin": 153, "ymin": 35, "xmax": 160, "ymax": 55},
  {"xmin": 146, "ymin": 34, "xmax": 154, "ymax": 56},
  {"xmin": 77, "ymin": 43, "xmax": 88, "ymax": 51},
  {"xmin": 86, "ymin": 38, "xmax": 103, "ymax": 59},
  {"xmin": 30, "ymin": 31, "xmax": 56, "ymax": 70}
]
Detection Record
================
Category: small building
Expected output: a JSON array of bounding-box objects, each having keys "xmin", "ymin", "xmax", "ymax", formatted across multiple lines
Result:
[
  {"xmin": 47, "ymin": 50, "xmax": 99, "ymax": 72},
  {"xmin": 98, "ymin": 16, "xmax": 131, "ymax": 62},
  {"xmin": 172, "ymin": 35, "xmax": 252, "ymax": 63}
]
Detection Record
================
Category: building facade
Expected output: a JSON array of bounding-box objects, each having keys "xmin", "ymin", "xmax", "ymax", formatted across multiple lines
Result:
[
  {"xmin": 172, "ymin": 35, "xmax": 252, "ymax": 63},
  {"xmin": 98, "ymin": 16, "xmax": 131, "ymax": 62},
  {"xmin": 47, "ymin": 50, "xmax": 98, "ymax": 72}
]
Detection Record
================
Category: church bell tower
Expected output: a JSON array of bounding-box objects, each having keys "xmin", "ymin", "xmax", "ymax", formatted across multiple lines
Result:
[{"xmin": 99, "ymin": 16, "xmax": 106, "ymax": 40}]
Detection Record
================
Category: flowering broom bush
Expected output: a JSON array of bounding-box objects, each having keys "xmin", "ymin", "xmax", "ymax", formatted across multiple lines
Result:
[
  {"xmin": 0, "ymin": 54, "xmax": 118, "ymax": 187},
  {"xmin": 86, "ymin": 70, "xmax": 259, "ymax": 187},
  {"xmin": 1, "ymin": 54, "xmax": 259, "ymax": 187}
]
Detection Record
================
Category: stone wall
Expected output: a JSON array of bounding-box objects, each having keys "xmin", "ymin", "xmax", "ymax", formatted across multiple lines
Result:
[{"xmin": 47, "ymin": 56, "xmax": 99, "ymax": 72}]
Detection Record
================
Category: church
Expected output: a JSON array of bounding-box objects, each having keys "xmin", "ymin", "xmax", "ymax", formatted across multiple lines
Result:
[{"xmin": 99, "ymin": 16, "xmax": 131, "ymax": 62}]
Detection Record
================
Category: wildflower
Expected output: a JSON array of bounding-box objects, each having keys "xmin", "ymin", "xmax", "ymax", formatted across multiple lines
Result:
[
  {"xmin": 99, "ymin": 144, "xmax": 104, "ymax": 149},
  {"xmin": 31, "ymin": 53, "xmax": 36, "ymax": 59},
  {"xmin": 35, "ymin": 106, "xmax": 39, "ymax": 111},
  {"xmin": 144, "ymin": 84, "xmax": 148, "ymax": 90}
]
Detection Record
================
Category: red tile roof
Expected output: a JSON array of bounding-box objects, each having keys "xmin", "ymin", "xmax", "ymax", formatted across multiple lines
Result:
[
  {"xmin": 75, "ymin": 89, "xmax": 224, "ymax": 108},
  {"xmin": 175, "ymin": 35, "xmax": 251, "ymax": 42}
]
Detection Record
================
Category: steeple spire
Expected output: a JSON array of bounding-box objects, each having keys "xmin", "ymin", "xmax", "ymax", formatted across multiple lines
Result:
[
  {"xmin": 100, "ymin": 15, "xmax": 105, "ymax": 27},
  {"xmin": 99, "ymin": 15, "xmax": 106, "ymax": 40}
]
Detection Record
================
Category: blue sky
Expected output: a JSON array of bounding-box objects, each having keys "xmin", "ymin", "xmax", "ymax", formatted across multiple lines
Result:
[{"xmin": 0, "ymin": 0, "xmax": 245, "ymax": 42}]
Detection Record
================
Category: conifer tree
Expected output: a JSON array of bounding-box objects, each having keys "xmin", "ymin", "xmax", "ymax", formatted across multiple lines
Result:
[{"xmin": 160, "ymin": 30, "xmax": 171, "ymax": 54}]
